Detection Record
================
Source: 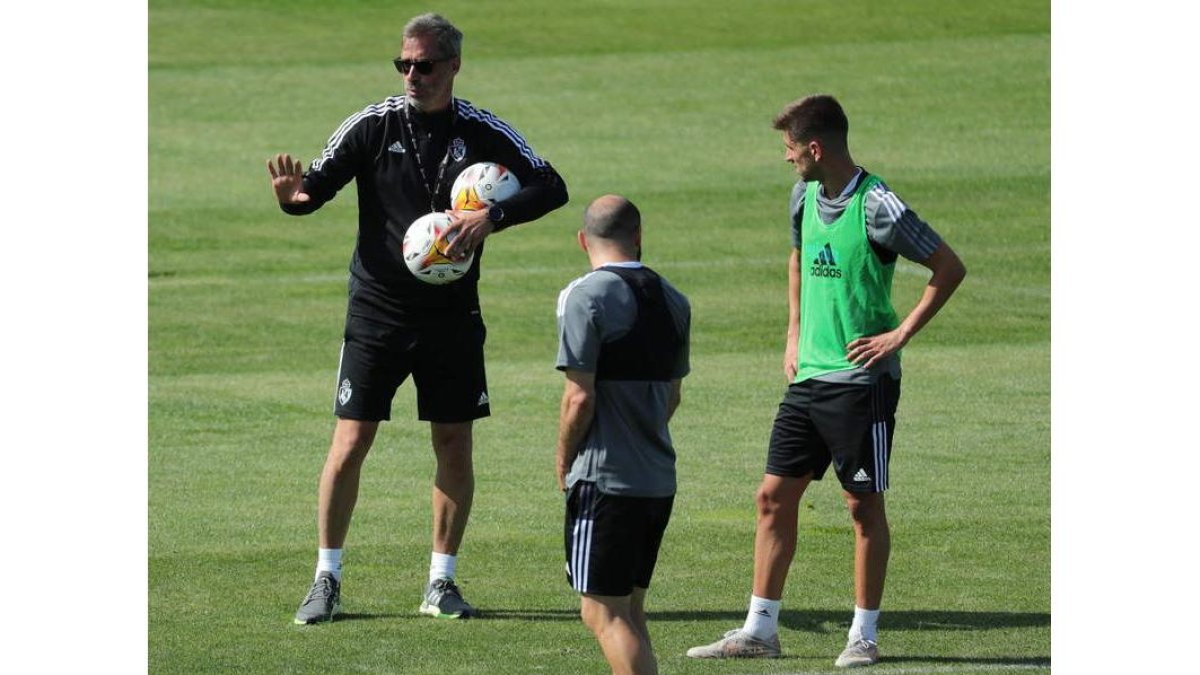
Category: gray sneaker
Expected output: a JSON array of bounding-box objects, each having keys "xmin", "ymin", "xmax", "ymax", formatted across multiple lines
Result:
[
  {"xmin": 419, "ymin": 577, "xmax": 479, "ymax": 619},
  {"xmin": 686, "ymin": 629, "xmax": 782, "ymax": 659},
  {"xmin": 293, "ymin": 571, "xmax": 341, "ymax": 624},
  {"xmin": 835, "ymin": 639, "xmax": 880, "ymax": 668}
]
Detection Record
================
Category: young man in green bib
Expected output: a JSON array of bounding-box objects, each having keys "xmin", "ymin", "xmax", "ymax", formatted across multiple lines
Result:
[{"xmin": 687, "ymin": 94, "xmax": 966, "ymax": 667}]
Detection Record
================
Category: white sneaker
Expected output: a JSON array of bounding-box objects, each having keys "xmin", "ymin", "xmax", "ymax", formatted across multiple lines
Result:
[
  {"xmin": 685, "ymin": 628, "xmax": 782, "ymax": 658},
  {"xmin": 835, "ymin": 639, "xmax": 880, "ymax": 667}
]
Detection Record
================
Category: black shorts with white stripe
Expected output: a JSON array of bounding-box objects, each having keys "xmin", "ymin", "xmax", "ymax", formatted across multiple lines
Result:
[
  {"xmin": 563, "ymin": 481, "xmax": 674, "ymax": 596},
  {"xmin": 765, "ymin": 374, "xmax": 900, "ymax": 493}
]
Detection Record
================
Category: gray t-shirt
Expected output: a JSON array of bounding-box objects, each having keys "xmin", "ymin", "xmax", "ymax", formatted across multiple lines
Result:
[
  {"xmin": 555, "ymin": 263, "xmax": 691, "ymax": 497},
  {"xmin": 790, "ymin": 169, "xmax": 943, "ymax": 384}
]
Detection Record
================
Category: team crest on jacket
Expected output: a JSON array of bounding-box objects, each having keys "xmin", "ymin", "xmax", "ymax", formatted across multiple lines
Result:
[{"xmin": 450, "ymin": 138, "xmax": 466, "ymax": 162}]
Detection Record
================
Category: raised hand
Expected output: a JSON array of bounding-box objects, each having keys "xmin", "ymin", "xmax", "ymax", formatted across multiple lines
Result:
[{"xmin": 267, "ymin": 153, "xmax": 311, "ymax": 204}]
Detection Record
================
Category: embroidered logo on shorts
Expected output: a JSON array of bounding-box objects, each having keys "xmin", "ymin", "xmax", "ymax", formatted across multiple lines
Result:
[
  {"xmin": 477, "ymin": 391, "xmax": 489, "ymax": 406},
  {"xmin": 338, "ymin": 378, "xmax": 353, "ymax": 405},
  {"xmin": 852, "ymin": 468, "xmax": 871, "ymax": 482},
  {"xmin": 450, "ymin": 137, "xmax": 467, "ymax": 162}
]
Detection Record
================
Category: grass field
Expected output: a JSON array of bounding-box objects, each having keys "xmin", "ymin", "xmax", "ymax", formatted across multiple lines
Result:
[{"xmin": 149, "ymin": 0, "xmax": 1049, "ymax": 672}]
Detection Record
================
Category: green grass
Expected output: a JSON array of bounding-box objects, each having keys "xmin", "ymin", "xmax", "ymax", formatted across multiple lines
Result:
[{"xmin": 150, "ymin": 0, "xmax": 1049, "ymax": 672}]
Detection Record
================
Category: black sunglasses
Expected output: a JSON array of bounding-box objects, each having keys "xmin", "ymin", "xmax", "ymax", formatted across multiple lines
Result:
[{"xmin": 393, "ymin": 58, "xmax": 448, "ymax": 75}]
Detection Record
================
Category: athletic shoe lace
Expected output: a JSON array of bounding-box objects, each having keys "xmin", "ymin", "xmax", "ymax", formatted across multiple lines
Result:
[
  {"xmin": 306, "ymin": 577, "xmax": 335, "ymax": 602},
  {"xmin": 431, "ymin": 578, "xmax": 462, "ymax": 599}
]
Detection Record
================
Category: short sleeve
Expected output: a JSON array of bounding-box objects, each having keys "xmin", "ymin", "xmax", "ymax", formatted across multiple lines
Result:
[
  {"xmin": 789, "ymin": 181, "xmax": 806, "ymax": 249},
  {"xmin": 864, "ymin": 180, "xmax": 943, "ymax": 263},
  {"xmin": 555, "ymin": 276, "xmax": 602, "ymax": 372}
]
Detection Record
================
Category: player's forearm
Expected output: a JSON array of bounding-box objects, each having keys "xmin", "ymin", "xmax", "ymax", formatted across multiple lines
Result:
[
  {"xmin": 787, "ymin": 248, "xmax": 801, "ymax": 339},
  {"xmin": 492, "ymin": 168, "xmax": 568, "ymax": 230},
  {"xmin": 555, "ymin": 388, "xmax": 594, "ymax": 476},
  {"xmin": 896, "ymin": 245, "xmax": 966, "ymax": 344}
]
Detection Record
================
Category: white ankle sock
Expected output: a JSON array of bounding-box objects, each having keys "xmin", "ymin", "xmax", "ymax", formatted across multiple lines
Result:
[
  {"xmin": 742, "ymin": 595, "xmax": 781, "ymax": 640},
  {"xmin": 316, "ymin": 548, "xmax": 343, "ymax": 582},
  {"xmin": 429, "ymin": 551, "xmax": 457, "ymax": 583},
  {"xmin": 849, "ymin": 606, "xmax": 880, "ymax": 643}
]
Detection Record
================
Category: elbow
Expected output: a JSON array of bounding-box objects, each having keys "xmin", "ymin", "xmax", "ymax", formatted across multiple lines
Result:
[
  {"xmin": 533, "ymin": 167, "xmax": 569, "ymax": 210},
  {"xmin": 952, "ymin": 258, "xmax": 967, "ymax": 287},
  {"xmin": 568, "ymin": 389, "xmax": 594, "ymax": 414},
  {"xmin": 937, "ymin": 249, "xmax": 967, "ymax": 290},
  {"xmin": 552, "ymin": 183, "xmax": 570, "ymax": 211}
]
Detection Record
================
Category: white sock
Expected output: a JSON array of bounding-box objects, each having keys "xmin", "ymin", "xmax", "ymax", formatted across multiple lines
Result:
[
  {"xmin": 429, "ymin": 551, "xmax": 457, "ymax": 583},
  {"xmin": 742, "ymin": 595, "xmax": 781, "ymax": 640},
  {"xmin": 316, "ymin": 548, "xmax": 343, "ymax": 582},
  {"xmin": 849, "ymin": 606, "xmax": 880, "ymax": 643}
]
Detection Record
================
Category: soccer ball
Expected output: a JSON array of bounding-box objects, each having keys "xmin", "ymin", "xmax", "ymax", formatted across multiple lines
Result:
[
  {"xmin": 450, "ymin": 162, "xmax": 520, "ymax": 211},
  {"xmin": 402, "ymin": 212, "xmax": 474, "ymax": 285}
]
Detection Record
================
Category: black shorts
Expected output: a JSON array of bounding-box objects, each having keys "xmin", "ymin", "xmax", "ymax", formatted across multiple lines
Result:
[
  {"xmin": 765, "ymin": 374, "xmax": 900, "ymax": 493},
  {"xmin": 332, "ymin": 311, "xmax": 490, "ymax": 423},
  {"xmin": 564, "ymin": 482, "xmax": 674, "ymax": 596}
]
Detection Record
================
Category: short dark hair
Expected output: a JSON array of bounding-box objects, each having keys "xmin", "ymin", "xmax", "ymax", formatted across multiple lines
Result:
[
  {"xmin": 403, "ymin": 13, "xmax": 463, "ymax": 59},
  {"xmin": 772, "ymin": 94, "xmax": 849, "ymax": 147},
  {"xmin": 583, "ymin": 195, "xmax": 641, "ymax": 242}
]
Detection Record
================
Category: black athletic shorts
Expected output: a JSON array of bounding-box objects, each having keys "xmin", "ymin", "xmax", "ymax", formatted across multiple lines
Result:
[
  {"xmin": 332, "ymin": 311, "xmax": 490, "ymax": 423},
  {"xmin": 564, "ymin": 481, "xmax": 674, "ymax": 596},
  {"xmin": 766, "ymin": 374, "xmax": 900, "ymax": 493}
]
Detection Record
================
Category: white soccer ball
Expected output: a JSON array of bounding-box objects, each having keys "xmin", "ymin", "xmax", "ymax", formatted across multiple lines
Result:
[
  {"xmin": 450, "ymin": 162, "xmax": 520, "ymax": 211},
  {"xmin": 402, "ymin": 212, "xmax": 474, "ymax": 285}
]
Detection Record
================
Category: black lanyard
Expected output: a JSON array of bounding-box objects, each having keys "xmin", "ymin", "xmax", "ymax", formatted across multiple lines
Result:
[{"xmin": 402, "ymin": 101, "xmax": 455, "ymax": 213}]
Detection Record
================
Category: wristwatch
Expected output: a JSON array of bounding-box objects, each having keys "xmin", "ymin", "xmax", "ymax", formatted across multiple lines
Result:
[{"xmin": 487, "ymin": 203, "xmax": 505, "ymax": 225}]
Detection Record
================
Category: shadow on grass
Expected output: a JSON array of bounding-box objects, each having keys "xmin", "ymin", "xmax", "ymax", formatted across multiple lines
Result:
[
  {"xmin": 651, "ymin": 608, "xmax": 1049, "ymax": 633},
  {"xmin": 884, "ymin": 655, "xmax": 1050, "ymax": 667},
  {"xmin": 335, "ymin": 612, "xmax": 422, "ymax": 622},
  {"xmin": 336, "ymin": 607, "xmax": 1049, "ymax": 633},
  {"xmin": 334, "ymin": 609, "xmax": 580, "ymax": 622}
]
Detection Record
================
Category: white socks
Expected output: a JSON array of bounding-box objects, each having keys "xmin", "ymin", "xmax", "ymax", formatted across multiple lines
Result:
[
  {"xmin": 429, "ymin": 551, "xmax": 457, "ymax": 583},
  {"xmin": 315, "ymin": 549, "xmax": 459, "ymax": 585},
  {"xmin": 742, "ymin": 597, "xmax": 879, "ymax": 643},
  {"xmin": 316, "ymin": 548, "xmax": 343, "ymax": 582},
  {"xmin": 849, "ymin": 606, "xmax": 880, "ymax": 643},
  {"xmin": 742, "ymin": 595, "xmax": 782, "ymax": 640}
]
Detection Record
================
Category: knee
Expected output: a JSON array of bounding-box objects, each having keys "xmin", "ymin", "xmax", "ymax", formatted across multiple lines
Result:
[
  {"xmin": 755, "ymin": 485, "xmax": 789, "ymax": 519},
  {"xmin": 846, "ymin": 494, "xmax": 888, "ymax": 531},
  {"xmin": 432, "ymin": 424, "xmax": 472, "ymax": 454},
  {"xmin": 328, "ymin": 424, "xmax": 376, "ymax": 466},
  {"xmin": 432, "ymin": 426, "xmax": 474, "ymax": 473},
  {"xmin": 580, "ymin": 604, "xmax": 598, "ymax": 632},
  {"xmin": 580, "ymin": 602, "xmax": 609, "ymax": 637}
]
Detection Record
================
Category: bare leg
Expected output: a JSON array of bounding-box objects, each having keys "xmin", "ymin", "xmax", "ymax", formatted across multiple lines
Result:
[
  {"xmin": 751, "ymin": 473, "xmax": 812, "ymax": 599},
  {"xmin": 430, "ymin": 421, "xmax": 474, "ymax": 555},
  {"xmin": 317, "ymin": 418, "xmax": 380, "ymax": 549},
  {"xmin": 843, "ymin": 491, "xmax": 890, "ymax": 610},
  {"xmin": 581, "ymin": 593, "xmax": 657, "ymax": 675}
]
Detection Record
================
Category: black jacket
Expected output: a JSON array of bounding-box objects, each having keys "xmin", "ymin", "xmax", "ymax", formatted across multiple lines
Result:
[{"xmin": 282, "ymin": 95, "xmax": 569, "ymax": 323}]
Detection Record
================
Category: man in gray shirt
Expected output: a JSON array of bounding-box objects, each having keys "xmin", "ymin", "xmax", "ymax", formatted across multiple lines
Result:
[{"xmin": 556, "ymin": 194, "xmax": 691, "ymax": 675}]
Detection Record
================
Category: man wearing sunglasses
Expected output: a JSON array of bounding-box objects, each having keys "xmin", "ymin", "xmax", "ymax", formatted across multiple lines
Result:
[{"xmin": 267, "ymin": 12, "xmax": 568, "ymax": 625}]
